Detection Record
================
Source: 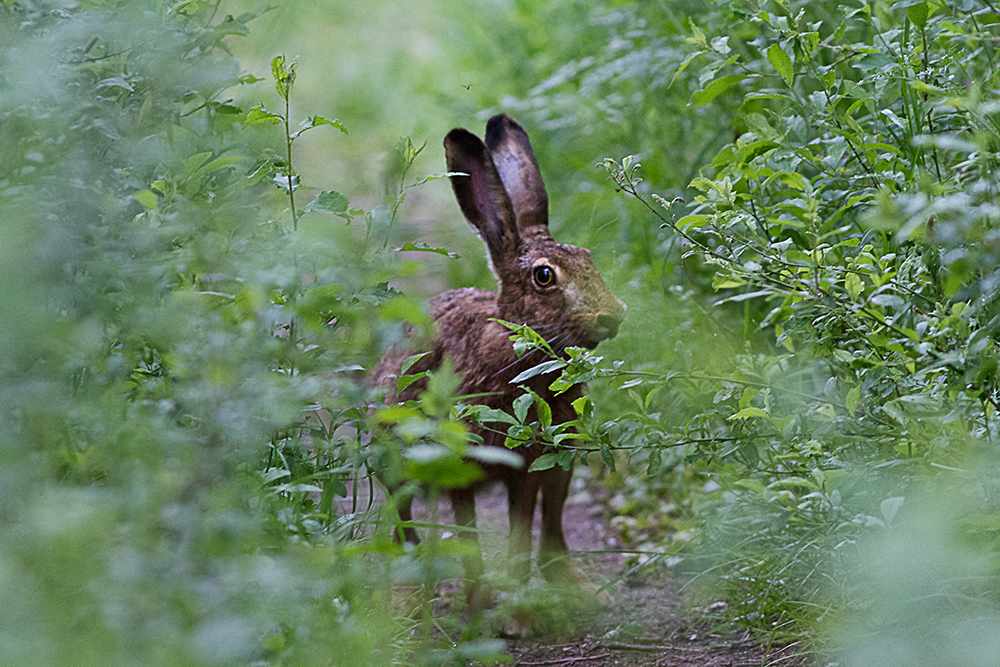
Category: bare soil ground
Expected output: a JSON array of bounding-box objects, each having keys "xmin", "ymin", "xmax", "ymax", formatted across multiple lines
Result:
[{"xmin": 389, "ymin": 481, "xmax": 806, "ymax": 667}]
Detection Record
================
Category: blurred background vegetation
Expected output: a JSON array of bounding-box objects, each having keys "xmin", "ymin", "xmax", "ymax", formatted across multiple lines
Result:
[{"xmin": 2, "ymin": 0, "xmax": 999, "ymax": 665}]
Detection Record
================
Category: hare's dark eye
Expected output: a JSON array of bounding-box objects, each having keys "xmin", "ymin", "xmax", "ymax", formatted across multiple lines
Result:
[{"xmin": 533, "ymin": 265, "xmax": 556, "ymax": 288}]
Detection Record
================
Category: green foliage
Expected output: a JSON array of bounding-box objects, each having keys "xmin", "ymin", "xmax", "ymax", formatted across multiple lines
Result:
[
  {"xmin": 0, "ymin": 1, "xmax": 503, "ymax": 664},
  {"xmin": 7, "ymin": 0, "xmax": 1000, "ymax": 664},
  {"xmin": 585, "ymin": 0, "xmax": 1000, "ymax": 658}
]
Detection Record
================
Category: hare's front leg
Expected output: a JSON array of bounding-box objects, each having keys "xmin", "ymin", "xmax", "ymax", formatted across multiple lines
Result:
[
  {"xmin": 449, "ymin": 487, "xmax": 489, "ymax": 608},
  {"xmin": 537, "ymin": 464, "xmax": 573, "ymax": 581},
  {"xmin": 506, "ymin": 473, "xmax": 541, "ymax": 582}
]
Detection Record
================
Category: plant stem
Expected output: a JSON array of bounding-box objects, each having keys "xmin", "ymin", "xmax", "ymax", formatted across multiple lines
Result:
[{"xmin": 285, "ymin": 92, "xmax": 298, "ymax": 231}]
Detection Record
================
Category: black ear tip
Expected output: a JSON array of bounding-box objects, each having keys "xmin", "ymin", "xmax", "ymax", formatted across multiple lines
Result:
[
  {"xmin": 485, "ymin": 114, "xmax": 510, "ymax": 135},
  {"xmin": 444, "ymin": 127, "xmax": 480, "ymax": 149},
  {"xmin": 485, "ymin": 114, "xmax": 526, "ymax": 146},
  {"xmin": 444, "ymin": 129, "xmax": 490, "ymax": 169}
]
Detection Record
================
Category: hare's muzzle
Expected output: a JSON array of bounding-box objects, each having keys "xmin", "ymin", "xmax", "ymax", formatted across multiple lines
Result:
[
  {"xmin": 593, "ymin": 297, "xmax": 626, "ymax": 343},
  {"xmin": 596, "ymin": 312, "xmax": 622, "ymax": 339}
]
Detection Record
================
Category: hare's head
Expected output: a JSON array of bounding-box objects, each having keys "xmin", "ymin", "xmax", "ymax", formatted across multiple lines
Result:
[{"xmin": 445, "ymin": 114, "xmax": 625, "ymax": 352}]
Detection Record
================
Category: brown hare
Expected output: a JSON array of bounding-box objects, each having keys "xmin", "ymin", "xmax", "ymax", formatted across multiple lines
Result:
[{"xmin": 373, "ymin": 114, "xmax": 625, "ymax": 602}]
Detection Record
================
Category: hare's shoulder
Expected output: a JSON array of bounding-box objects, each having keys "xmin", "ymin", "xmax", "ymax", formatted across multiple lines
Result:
[{"xmin": 427, "ymin": 288, "xmax": 520, "ymax": 380}]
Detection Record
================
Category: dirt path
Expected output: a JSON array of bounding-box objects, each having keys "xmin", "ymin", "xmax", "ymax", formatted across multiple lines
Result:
[{"xmin": 408, "ymin": 482, "xmax": 804, "ymax": 667}]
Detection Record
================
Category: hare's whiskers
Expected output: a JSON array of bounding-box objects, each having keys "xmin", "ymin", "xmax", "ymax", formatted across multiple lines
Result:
[{"xmin": 491, "ymin": 346, "xmax": 545, "ymax": 379}]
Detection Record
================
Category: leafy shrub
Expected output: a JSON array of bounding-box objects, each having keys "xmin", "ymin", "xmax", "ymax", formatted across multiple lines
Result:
[
  {"xmin": 583, "ymin": 0, "xmax": 1000, "ymax": 657},
  {"xmin": 0, "ymin": 2, "xmax": 509, "ymax": 664}
]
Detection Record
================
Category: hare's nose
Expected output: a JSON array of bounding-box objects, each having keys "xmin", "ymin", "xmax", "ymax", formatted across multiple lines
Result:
[{"xmin": 597, "ymin": 313, "xmax": 621, "ymax": 338}]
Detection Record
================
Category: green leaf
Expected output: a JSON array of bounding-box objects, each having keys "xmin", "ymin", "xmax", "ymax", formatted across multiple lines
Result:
[
  {"xmin": 729, "ymin": 407, "xmax": 769, "ymax": 420},
  {"xmin": 190, "ymin": 156, "xmax": 242, "ymax": 180},
  {"xmin": 686, "ymin": 18, "xmax": 707, "ymax": 47},
  {"xmin": 766, "ymin": 44, "xmax": 794, "ymax": 86},
  {"xmin": 304, "ymin": 190, "xmax": 349, "ymax": 215},
  {"xmin": 677, "ymin": 214, "xmax": 710, "ymax": 230},
  {"xmin": 736, "ymin": 140, "xmax": 780, "ymax": 165},
  {"xmin": 95, "ymin": 76, "xmax": 134, "ymax": 92},
  {"xmin": 505, "ymin": 424, "xmax": 533, "ymax": 449},
  {"xmin": 404, "ymin": 445, "xmax": 484, "ymax": 487},
  {"xmin": 712, "ymin": 274, "xmax": 747, "ymax": 290},
  {"xmin": 513, "ymin": 393, "xmax": 532, "ymax": 424},
  {"xmin": 908, "ymin": 79, "xmax": 945, "ymax": 95},
  {"xmin": 530, "ymin": 390, "xmax": 552, "ymax": 428},
  {"xmin": 464, "ymin": 406, "xmax": 519, "ymax": 426},
  {"xmin": 401, "ymin": 352, "xmax": 430, "ymax": 375},
  {"xmin": 406, "ymin": 171, "xmax": 466, "ymax": 188},
  {"xmin": 294, "ymin": 115, "xmax": 348, "ymax": 137},
  {"xmin": 528, "ymin": 453, "xmax": 558, "ymax": 472},
  {"xmin": 778, "ymin": 171, "xmax": 806, "ymax": 191},
  {"xmin": 244, "ymin": 105, "xmax": 282, "ymax": 126},
  {"xmin": 133, "ymin": 190, "xmax": 157, "ymax": 210},
  {"xmin": 739, "ymin": 441, "xmax": 759, "ymax": 467},
  {"xmin": 182, "ymin": 152, "xmax": 212, "ymax": 177},
  {"xmin": 396, "ymin": 371, "xmax": 426, "ymax": 394},
  {"xmin": 271, "ymin": 55, "xmax": 295, "ymax": 100},
  {"xmin": 738, "ymin": 387, "xmax": 759, "ymax": 411},
  {"xmin": 553, "ymin": 431, "xmax": 589, "ymax": 446},
  {"xmin": 845, "ymin": 272, "xmax": 864, "ymax": 300},
  {"xmin": 907, "ymin": 2, "xmax": 929, "ymax": 27},
  {"xmin": 690, "ymin": 74, "xmax": 745, "ymax": 107},
  {"xmin": 846, "ymin": 386, "xmax": 861, "ymax": 416},
  {"xmin": 396, "ymin": 242, "xmax": 460, "ymax": 259},
  {"xmin": 511, "ymin": 359, "xmax": 567, "ymax": 384},
  {"xmin": 646, "ymin": 448, "xmax": 662, "ymax": 477},
  {"xmin": 670, "ymin": 51, "xmax": 703, "ymax": 87},
  {"xmin": 599, "ymin": 439, "xmax": 615, "ymax": 471}
]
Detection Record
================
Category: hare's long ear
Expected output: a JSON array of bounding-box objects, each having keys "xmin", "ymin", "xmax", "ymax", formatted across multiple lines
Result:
[
  {"xmin": 445, "ymin": 128, "xmax": 521, "ymax": 270},
  {"xmin": 485, "ymin": 114, "xmax": 549, "ymax": 236}
]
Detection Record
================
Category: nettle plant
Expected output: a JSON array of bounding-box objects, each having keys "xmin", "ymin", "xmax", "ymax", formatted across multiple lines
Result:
[{"xmin": 592, "ymin": 0, "xmax": 1000, "ymax": 634}]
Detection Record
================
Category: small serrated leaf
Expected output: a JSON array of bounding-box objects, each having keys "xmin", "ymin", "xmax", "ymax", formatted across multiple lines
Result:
[
  {"xmin": 271, "ymin": 55, "xmax": 295, "ymax": 100},
  {"xmin": 396, "ymin": 242, "xmax": 460, "ymax": 259},
  {"xmin": 294, "ymin": 115, "xmax": 348, "ymax": 137},
  {"xmin": 304, "ymin": 190, "xmax": 349, "ymax": 215},
  {"xmin": 244, "ymin": 105, "xmax": 282, "ymax": 126}
]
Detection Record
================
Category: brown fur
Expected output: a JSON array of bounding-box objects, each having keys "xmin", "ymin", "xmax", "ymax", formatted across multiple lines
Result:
[{"xmin": 372, "ymin": 114, "xmax": 625, "ymax": 600}]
